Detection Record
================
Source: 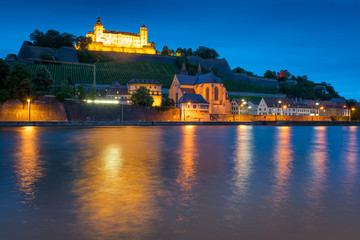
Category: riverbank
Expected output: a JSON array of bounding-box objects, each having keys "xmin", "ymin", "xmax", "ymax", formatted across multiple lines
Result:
[{"xmin": 1, "ymin": 121, "xmax": 360, "ymax": 127}]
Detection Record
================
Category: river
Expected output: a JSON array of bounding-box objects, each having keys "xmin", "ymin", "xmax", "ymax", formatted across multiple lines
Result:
[{"xmin": 0, "ymin": 126, "xmax": 359, "ymax": 239}]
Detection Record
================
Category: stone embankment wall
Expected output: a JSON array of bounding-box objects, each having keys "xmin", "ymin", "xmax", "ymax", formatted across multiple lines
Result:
[
  {"xmin": 65, "ymin": 101, "xmax": 180, "ymax": 121},
  {"xmin": 0, "ymin": 96, "xmax": 67, "ymax": 121},
  {"xmin": 211, "ymin": 114, "xmax": 331, "ymax": 122}
]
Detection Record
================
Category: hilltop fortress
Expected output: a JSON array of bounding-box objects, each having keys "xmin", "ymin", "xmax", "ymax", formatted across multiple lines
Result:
[{"xmin": 81, "ymin": 17, "xmax": 156, "ymax": 55}]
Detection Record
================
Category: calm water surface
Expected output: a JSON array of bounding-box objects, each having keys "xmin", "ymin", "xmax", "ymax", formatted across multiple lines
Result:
[{"xmin": 0, "ymin": 126, "xmax": 359, "ymax": 240}]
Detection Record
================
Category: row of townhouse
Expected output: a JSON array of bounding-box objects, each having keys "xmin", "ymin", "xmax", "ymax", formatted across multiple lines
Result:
[{"xmin": 231, "ymin": 97, "xmax": 350, "ymax": 117}]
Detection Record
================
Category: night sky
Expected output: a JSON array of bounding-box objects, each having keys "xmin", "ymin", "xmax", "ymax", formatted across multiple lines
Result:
[{"xmin": 1, "ymin": 0, "xmax": 359, "ymax": 100}]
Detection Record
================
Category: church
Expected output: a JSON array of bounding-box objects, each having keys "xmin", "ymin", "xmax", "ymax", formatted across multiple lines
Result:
[
  {"xmin": 81, "ymin": 17, "xmax": 156, "ymax": 55},
  {"xmin": 169, "ymin": 64, "xmax": 232, "ymax": 114}
]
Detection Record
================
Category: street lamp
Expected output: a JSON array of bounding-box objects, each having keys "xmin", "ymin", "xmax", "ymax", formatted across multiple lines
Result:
[
  {"xmin": 350, "ymin": 107, "xmax": 356, "ymax": 121},
  {"xmin": 184, "ymin": 102, "xmax": 191, "ymax": 121},
  {"xmin": 319, "ymin": 106, "xmax": 324, "ymax": 121},
  {"xmin": 239, "ymin": 103, "xmax": 244, "ymax": 115},
  {"xmin": 282, "ymin": 105, "xmax": 287, "ymax": 120},
  {"xmin": 27, "ymin": 99, "xmax": 31, "ymax": 122}
]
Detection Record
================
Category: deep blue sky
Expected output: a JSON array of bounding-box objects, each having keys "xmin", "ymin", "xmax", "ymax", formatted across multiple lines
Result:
[{"xmin": 1, "ymin": 0, "xmax": 359, "ymax": 99}]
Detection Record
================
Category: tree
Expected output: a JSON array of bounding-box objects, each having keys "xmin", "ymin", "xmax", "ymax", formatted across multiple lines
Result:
[
  {"xmin": 277, "ymin": 70, "xmax": 290, "ymax": 81},
  {"xmin": 161, "ymin": 97, "xmax": 175, "ymax": 107},
  {"xmin": 186, "ymin": 48, "xmax": 193, "ymax": 56},
  {"xmin": 131, "ymin": 86, "xmax": 154, "ymax": 106},
  {"xmin": 6, "ymin": 63, "xmax": 33, "ymax": 101},
  {"xmin": 55, "ymin": 80, "xmax": 75, "ymax": 101},
  {"xmin": 194, "ymin": 46, "xmax": 219, "ymax": 59},
  {"xmin": 232, "ymin": 67, "xmax": 256, "ymax": 77},
  {"xmin": 161, "ymin": 46, "xmax": 170, "ymax": 55},
  {"xmin": 75, "ymin": 36, "xmax": 92, "ymax": 50},
  {"xmin": 76, "ymin": 85, "xmax": 86, "ymax": 101},
  {"xmin": 346, "ymin": 99, "xmax": 357, "ymax": 108},
  {"xmin": 88, "ymin": 87, "xmax": 97, "ymax": 101},
  {"xmin": 32, "ymin": 65, "xmax": 54, "ymax": 92},
  {"xmin": 0, "ymin": 89, "xmax": 11, "ymax": 103},
  {"xmin": 0, "ymin": 59, "xmax": 10, "ymax": 89},
  {"xmin": 30, "ymin": 29, "xmax": 76, "ymax": 48},
  {"xmin": 264, "ymin": 70, "xmax": 277, "ymax": 79},
  {"xmin": 161, "ymin": 46, "xmax": 174, "ymax": 56}
]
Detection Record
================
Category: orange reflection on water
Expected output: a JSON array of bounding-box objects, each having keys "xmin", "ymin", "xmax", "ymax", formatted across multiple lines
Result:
[
  {"xmin": 177, "ymin": 125, "xmax": 198, "ymax": 205},
  {"xmin": 271, "ymin": 127, "xmax": 294, "ymax": 209},
  {"xmin": 14, "ymin": 126, "xmax": 44, "ymax": 203},
  {"xmin": 308, "ymin": 126, "xmax": 329, "ymax": 210},
  {"xmin": 233, "ymin": 125, "xmax": 254, "ymax": 197},
  {"xmin": 72, "ymin": 128, "xmax": 163, "ymax": 239},
  {"xmin": 344, "ymin": 126, "xmax": 358, "ymax": 200}
]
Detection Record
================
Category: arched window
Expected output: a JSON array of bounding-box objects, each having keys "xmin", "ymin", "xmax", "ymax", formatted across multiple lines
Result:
[
  {"xmin": 206, "ymin": 88, "xmax": 210, "ymax": 102},
  {"xmin": 215, "ymin": 87, "xmax": 219, "ymax": 101}
]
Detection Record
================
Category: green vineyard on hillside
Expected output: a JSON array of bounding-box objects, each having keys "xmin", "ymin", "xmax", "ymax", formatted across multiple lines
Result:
[{"xmin": 29, "ymin": 61, "xmax": 180, "ymax": 88}]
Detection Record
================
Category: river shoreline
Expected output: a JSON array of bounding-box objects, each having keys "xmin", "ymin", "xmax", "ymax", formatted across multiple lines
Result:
[{"xmin": 1, "ymin": 121, "xmax": 360, "ymax": 127}]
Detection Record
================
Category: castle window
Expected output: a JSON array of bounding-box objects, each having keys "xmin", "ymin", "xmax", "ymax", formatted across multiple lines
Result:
[
  {"xmin": 206, "ymin": 88, "xmax": 209, "ymax": 102},
  {"xmin": 215, "ymin": 87, "xmax": 219, "ymax": 101}
]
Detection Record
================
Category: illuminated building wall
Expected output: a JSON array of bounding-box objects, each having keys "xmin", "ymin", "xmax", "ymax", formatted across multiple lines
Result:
[
  {"xmin": 81, "ymin": 17, "xmax": 156, "ymax": 55},
  {"xmin": 127, "ymin": 79, "xmax": 162, "ymax": 107}
]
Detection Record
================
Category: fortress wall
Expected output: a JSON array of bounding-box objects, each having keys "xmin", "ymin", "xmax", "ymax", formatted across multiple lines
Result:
[
  {"xmin": 65, "ymin": 102, "xmax": 180, "ymax": 121},
  {"xmin": 0, "ymin": 96, "xmax": 67, "ymax": 121},
  {"xmin": 211, "ymin": 114, "xmax": 331, "ymax": 122}
]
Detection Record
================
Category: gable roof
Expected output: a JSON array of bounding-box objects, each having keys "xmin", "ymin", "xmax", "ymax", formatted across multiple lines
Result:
[
  {"xmin": 175, "ymin": 74, "xmax": 197, "ymax": 85},
  {"xmin": 128, "ymin": 79, "xmax": 161, "ymax": 85},
  {"xmin": 175, "ymin": 72, "xmax": 223, "ymax": 86},
  {"xmin": 178, "ymin": 94, "xmax": 209, "ymax": 104},
  {"xmin": 195, "ymin": 72, "xmax": 223, "ymax": 84}
]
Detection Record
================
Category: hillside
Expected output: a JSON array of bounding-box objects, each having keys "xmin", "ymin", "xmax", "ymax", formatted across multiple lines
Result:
[
  {"xmin": 29, "ymin": 61, "xmax": 179, "ymax": 88},
  {"xmin": 28, "ymin": 61, "xmax": 280, "ymax": 94}
]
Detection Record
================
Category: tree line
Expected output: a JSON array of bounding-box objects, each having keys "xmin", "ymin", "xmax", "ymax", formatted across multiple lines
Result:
[{"xmin": 161, "ymin": 46, "xmax": 219, "ymax": 59}]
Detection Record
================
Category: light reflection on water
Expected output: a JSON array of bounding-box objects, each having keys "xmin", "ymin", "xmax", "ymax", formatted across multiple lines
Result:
[
  {"xmin": 13, "ymin": 126, "xmax": 44, "ymax": 204},
  {"xmin": 308, "ymin": 126, "xmax": 329, "ymax": 213},
  {"xmin": 343, "ymin": 126, "xmax": 358, "ymax": 203},
  {"xmin": 176, "ymin": 125, "xmax": 198, "ymax": 221},
  {"xmin": 71, "ymin": 128, "xmax": 164, "ymax": 239},
  {"xmin": 2, "ymin": 126, "xmax": 360, "ymax": 240},
  {"xmin": 271, "ymin": 126, "xmax": 294, "ymax": 210}
]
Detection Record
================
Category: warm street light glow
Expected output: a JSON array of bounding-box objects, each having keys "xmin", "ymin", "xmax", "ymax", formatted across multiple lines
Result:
[
  {"xmin": 86, "ymin": 100, "xmax": 120, "ymax": 104},
  {"xmin": 320, "ymin": 106, "xmax": 324, "ymax": 110},
  {"xmin": 240, "ymin": 104, "xmax": 244, "ymax": 107},
  {"xmin": 283, "ymin": 105, "xmax": 287, "ymax": 109},
  {"xmin": 278, "ymin": 100, "xmax": 282, "ymax": 104},
  {"xmin": 351, "ymin": 107, "xmax": 356, "ymax": 111},
  {"xmin": 27, "ymin": 98, "xmax": 31, "ymax": 122},
  {"xmin": 187, "ymin": 102, "xmax": 191, "ymax": 105},
  {"xmin": 316, "ymin": 102, "xmax": 319, "ymax": 106}
]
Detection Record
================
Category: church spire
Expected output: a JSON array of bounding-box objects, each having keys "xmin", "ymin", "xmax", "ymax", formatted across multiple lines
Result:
[
  {"xmin": 180, "ymin": 62, "xmax": 188, "ymax": 75},
  {"xmin": 196, "ymin": 63, "xmax": 202, "ymax": 76}
]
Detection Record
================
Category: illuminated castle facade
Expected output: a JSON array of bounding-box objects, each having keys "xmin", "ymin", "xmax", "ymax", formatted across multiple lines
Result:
[{"xmin": 84, "ymin": 17, "xmax": 156, "ymax": 55}]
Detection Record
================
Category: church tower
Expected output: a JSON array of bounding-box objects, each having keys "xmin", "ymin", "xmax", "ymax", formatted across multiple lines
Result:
[
  {"xmin": 94, "ymin": 17, "xmax": 104, "ymax": 43},
  {"xmin": 140, "ymin": 23, "xmax": 148, "ymax": 46}
]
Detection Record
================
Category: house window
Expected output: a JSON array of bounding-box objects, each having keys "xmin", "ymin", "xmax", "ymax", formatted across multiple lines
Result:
[{"xmin": 193, "ymin": 105, "xmax": 197, "ymax": 108}]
